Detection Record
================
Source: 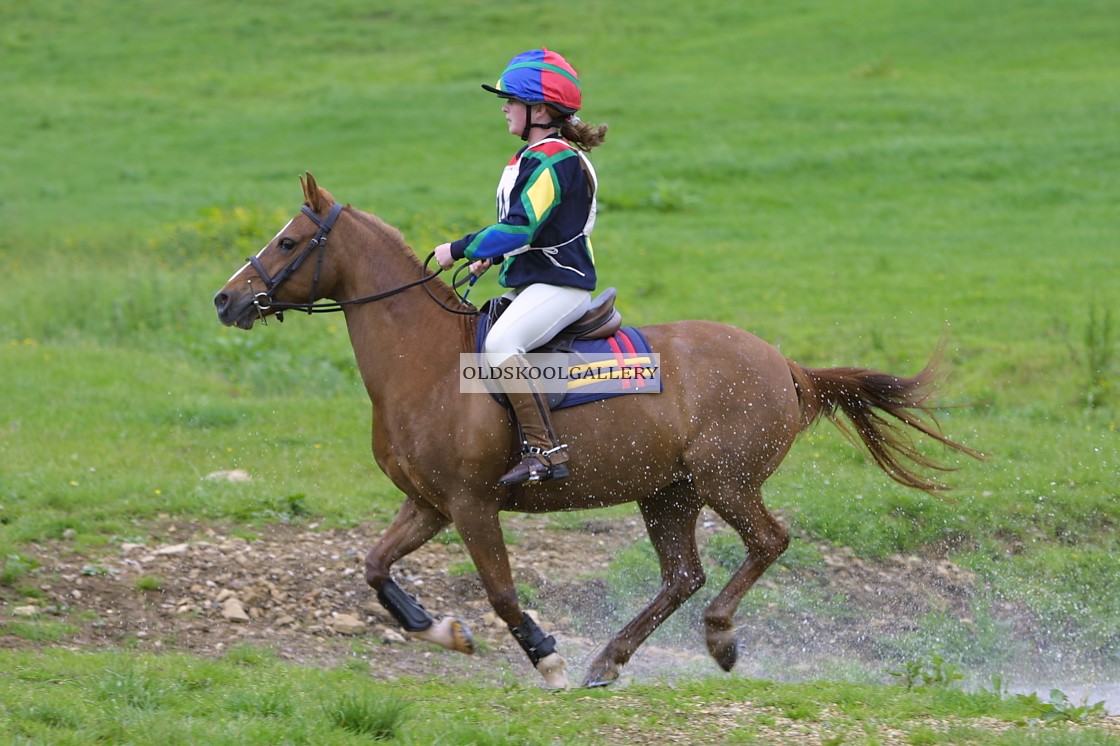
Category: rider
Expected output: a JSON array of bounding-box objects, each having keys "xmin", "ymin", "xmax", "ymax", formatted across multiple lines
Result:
[{"xmin": 434, "ymin": 48, "xmax": 608, "ymax": 486}]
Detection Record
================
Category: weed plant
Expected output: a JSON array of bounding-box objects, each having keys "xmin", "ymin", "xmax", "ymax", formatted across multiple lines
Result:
[
  {"xmin": 1080, "ymin": 304, "xmax": 1115, "ymax": 410},
  {"xmin": 324, "ymin": 692, "xmax": 408, "ymax": 740}
]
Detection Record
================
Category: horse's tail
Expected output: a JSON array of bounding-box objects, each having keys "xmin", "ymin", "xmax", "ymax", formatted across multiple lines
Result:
[{"xmin": 786, "ymin": 350, "xmax": 983, "ymax": 493}]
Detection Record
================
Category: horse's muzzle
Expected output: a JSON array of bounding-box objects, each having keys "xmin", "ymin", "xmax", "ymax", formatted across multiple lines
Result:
[{"xmin": 213, "ymin": 289, "xmax": 257, "ymax": 329}]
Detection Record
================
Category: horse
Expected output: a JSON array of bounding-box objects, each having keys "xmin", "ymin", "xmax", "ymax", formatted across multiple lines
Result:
[{"xmin": 213, "ymin": 172, "xmax": 981, "ymax": 688}]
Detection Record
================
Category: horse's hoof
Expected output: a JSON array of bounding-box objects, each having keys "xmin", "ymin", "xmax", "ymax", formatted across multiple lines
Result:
[
  {"xmin": 410, "ymin": 617, "xmax": 475, "ymax": 655},
  {"xmin": 535, "ymin": 652, "xmax": 569, "ymax": 690},
  {"xmin": 447, "ymin": 618, "xmax": 475, "ymax": 655},
  {"xmin": 707, "ymin": 633, "xmax": 740, "ymax": 672},
  {"xmin": 581, "ymin": 662, "xmax": 620, "ymax": 688}
]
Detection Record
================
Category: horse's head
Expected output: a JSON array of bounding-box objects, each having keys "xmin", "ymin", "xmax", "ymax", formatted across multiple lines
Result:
[{"xmin": 214, "ymin": 172, "xmax": 344, "ymax": 329}]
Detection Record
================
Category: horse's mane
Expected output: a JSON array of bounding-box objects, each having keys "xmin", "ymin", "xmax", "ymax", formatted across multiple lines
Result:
[{"xmin": 344, "ymin": 205, "xmax": 475, "ymax": 316}]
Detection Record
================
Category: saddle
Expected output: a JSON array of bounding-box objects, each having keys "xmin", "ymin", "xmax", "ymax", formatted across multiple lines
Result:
[
  {"xmin": 474, "ymin": 288, "xmax": 660, "ymax": 412},
  {"xmin": 483, "ymin": 287, "xmax": 623, "ymax": 352}
]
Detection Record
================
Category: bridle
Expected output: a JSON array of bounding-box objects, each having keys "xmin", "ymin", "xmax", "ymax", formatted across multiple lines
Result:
[{"xmin": 245, "ymin": 202, "xmax": 478, "ymax": 322}]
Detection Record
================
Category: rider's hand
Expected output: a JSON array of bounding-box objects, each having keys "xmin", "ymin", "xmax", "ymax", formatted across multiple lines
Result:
[
  {"xmin": 470, "ymin": 259, "xmax": 491, "ymax": 276},
  {"xmin": 434, "ymin": 243, "xmax": 455, "ymax": 270}
]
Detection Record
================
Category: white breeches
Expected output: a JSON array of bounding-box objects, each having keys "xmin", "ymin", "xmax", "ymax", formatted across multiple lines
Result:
[{"xmin": 484, "ymin": 284, "xmax": 592, "ymax": 368}]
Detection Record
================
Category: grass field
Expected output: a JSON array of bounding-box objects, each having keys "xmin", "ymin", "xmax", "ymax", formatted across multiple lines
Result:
[{"xmin": 2, "ymin": 0, "xmax": 1119, "ymax": 742}]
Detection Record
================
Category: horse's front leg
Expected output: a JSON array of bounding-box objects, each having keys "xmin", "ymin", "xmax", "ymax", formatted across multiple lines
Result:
[
  {"xmin": 452, "ymin": 501, "xmax": 569, "ymax": 689},
  {"xmin": 364, "ymin": 495, "xmax": 475, "ymax": 655}
]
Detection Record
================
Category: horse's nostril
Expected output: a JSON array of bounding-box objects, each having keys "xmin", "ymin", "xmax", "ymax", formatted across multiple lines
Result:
[{"xmin": 214, "ymin": 292, "xmax": 230, "ymax": 314}]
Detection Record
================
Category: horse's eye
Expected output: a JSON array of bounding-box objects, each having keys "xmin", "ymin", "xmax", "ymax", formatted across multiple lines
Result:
[{"xmin": 278, "ymin": 237, "xmax": 296, "ymax": 252}]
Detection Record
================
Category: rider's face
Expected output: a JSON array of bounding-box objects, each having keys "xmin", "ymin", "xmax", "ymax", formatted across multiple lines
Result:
[{"xmin": 502, "ymin": 100, "xmax": 527, "ymax": 137}]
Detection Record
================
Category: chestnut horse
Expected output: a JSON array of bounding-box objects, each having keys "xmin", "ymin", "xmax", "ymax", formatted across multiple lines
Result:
[{"xmin": 214, "ymin": 173, "xmax": 979, "ymax": 688}]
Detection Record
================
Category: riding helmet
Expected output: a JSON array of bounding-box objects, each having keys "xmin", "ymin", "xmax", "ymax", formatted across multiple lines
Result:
[{"xmin": 482, "ymin": 48, "xmax": 581, "ymax": 115}]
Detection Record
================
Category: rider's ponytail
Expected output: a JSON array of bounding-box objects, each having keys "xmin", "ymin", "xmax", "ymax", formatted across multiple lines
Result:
[{"xmin": 547, "ymin": 106, "xmax": 607, "ymax": 151}]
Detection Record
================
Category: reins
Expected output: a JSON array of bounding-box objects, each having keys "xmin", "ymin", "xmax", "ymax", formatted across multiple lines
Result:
[
  {"xmin": 427, "ymin": 263, "xmax": 487, "ymax": 316},
  {"xmin": 248, "ymin": 203, "xmax": 479, "ymax": 320}
]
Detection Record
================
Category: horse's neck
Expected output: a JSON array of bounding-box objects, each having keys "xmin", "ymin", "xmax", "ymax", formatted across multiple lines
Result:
[{"xmin": 337, "ymin": 212, "xmax": 474, "ymax": 402}]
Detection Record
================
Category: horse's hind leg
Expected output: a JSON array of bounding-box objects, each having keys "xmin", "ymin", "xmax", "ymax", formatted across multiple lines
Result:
[
  {"xmin": 700, "ymin": 478, "xmax": 789, "ymax": 672},
  {"xmin": 364, "ymin": 496, "xmax": 475, "ymax": 655},
  {"xmin": 583, "ymin": 486, "xmax": 705, "ymax": 687}
]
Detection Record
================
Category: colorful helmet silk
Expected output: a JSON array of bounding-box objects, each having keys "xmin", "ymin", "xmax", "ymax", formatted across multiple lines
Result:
[{"xmin": 481, "ymin": 48, "xmax": 581, "ymax": 114}]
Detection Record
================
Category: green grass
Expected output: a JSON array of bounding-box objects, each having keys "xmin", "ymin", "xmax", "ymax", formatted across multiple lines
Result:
[
  {"xmin": 0, "ymin": 648, "xmax": 1114, "ymax": 746},
  {"xmin": 2, "ymin": 0, "xmax": 1119, "ymax": 739}
]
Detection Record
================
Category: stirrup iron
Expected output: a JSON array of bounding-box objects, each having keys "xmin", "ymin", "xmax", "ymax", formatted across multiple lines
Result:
[{"xmin": 499, "ymin": 445, "xmax": 569, "ymax": 486}]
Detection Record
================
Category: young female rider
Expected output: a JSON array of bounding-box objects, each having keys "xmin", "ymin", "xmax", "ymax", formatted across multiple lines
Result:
[{"xmin": 434, "ymin": 48, "xmax": 608, "ymax": 487}]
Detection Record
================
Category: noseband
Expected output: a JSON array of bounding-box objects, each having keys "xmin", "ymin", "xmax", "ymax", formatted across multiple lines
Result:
[{"xmin": 245, "ymin": 203, "xmax": 477, "ymax": 321}]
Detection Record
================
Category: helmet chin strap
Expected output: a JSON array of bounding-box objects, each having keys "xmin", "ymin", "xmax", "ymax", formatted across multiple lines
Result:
[
  {"xmin": 520, "ymin": 102, "xmax": 564, "ymax": 141},
  {"xmin": 520, "ymin": 102, "xmax": 533, "ymax": 140}
]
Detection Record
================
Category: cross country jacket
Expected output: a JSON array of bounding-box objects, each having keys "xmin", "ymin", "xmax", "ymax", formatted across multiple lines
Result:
[{"xmin": 449, "ymin": 136, "xmax": 598, "ymax": 291}]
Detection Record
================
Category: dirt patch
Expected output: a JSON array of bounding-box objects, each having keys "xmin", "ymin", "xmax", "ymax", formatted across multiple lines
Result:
[{"xmin": 0, "ymin": 510, "xmax": 1105, "ymax": 692}]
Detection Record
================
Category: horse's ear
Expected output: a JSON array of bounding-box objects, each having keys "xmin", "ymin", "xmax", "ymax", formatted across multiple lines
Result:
[
  {"xmin": 304, "ymin": 172, "xmax": 333, "ymax": 214},
  {"xmin": 301, "ymin": 171, "xmax": 318, "ymax": 207}
]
